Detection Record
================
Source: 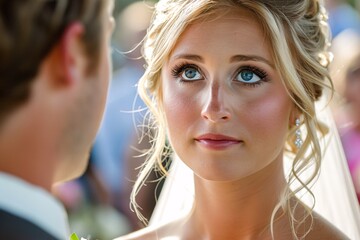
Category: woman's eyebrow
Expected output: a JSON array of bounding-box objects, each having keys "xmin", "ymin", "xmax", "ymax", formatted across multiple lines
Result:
[
  {"xmin": 170, "ymin": 54, "xmax": 204, "ymax": 62},
  {"xmin": 230, "ymin": 55, "xmax": 274, "ymax": 68},
  {"xmin": 170, "ymin": 53, "xmax": 274, "ymax": 68}
]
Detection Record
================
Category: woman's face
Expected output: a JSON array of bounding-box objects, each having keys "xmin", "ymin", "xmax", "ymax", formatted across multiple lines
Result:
[{"xmin": 161, "ymin": 9, "xmax": 295, "ymax": 181}]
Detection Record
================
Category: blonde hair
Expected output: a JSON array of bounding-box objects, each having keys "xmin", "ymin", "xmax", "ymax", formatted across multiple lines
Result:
[{"xmin": 132, "ymin": 0, "xmax": 332, "ymax": 238}]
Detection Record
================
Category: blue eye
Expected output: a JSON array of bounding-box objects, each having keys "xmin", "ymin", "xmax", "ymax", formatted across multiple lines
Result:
[
  {"xmin": 171, "ymin": 64, "xmax": 203, "ymax": 82},
  {"xmin": 182, "ymin": 67, "xmax": 202, "ymax": 81},
  {"xmin": 236, "ymin": 69, "xmax": 261, "ymax": 83}
]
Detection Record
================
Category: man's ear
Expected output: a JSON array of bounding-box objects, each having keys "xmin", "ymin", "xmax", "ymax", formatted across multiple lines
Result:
[
  {"xmin": 42, "ymin": 23, "xmax": 86, "ymax": 88},
  {"xmin": 59, "ymin": 23, "xmax": 86, "ymax": 86}
]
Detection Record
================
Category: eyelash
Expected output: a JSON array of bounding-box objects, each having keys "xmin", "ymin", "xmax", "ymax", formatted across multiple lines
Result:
[
  {"xmin": 235, "ymin": 66, "xmax": 269, "ymax": 87},
  {"xmin": 171, "ymin": 63, "xmax": 201, "ymax": 80},
  {"xmin": 170, "ymin": 62, "xmax": 270, "ymax": 87}
]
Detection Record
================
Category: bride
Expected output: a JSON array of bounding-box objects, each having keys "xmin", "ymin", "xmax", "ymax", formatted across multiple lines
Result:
[{"xmin": 116, "ymin": 0, "xmax": 360, "ymax": 239}]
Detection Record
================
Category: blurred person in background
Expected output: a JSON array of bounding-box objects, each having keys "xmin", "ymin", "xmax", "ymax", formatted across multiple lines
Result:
[
  {"xmin": 0, "ymin": 0, "xmax": 115, "ymax": 239},
  {"xmin": 108, "ymin": 1, "xmax": 160, "ymax": 230},
  {"xmin": 330, "ymin": 30, "xmax": 360, "ymax": 203},
  {"xmin": 325, "ymin": 0, "xmax": 360, "ymax": 37},
  {"xmin": 93, "ymin": 0, "xmax": 154, "ymax": 222}
]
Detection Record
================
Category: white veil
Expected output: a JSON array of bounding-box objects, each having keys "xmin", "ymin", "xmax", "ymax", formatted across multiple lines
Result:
[{"xmin": 149, "ymin": 100, "xmax": 360, "ymax": 239}]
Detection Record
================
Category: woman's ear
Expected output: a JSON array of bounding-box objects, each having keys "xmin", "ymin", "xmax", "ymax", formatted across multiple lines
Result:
[{"xmin": 290, "ymin": 106, "xmax": 302, "ymax": 126}]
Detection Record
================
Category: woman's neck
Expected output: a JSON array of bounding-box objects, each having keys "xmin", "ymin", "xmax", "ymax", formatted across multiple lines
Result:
[{"xmin": 186, "ymin": 158, "xmax": 289, "ymax": 240}]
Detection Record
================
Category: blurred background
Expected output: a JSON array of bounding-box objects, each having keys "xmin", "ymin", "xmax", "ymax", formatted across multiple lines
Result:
[{"xmin": 52, "ymin": 0, "xmax": 360, "ymax": 239}]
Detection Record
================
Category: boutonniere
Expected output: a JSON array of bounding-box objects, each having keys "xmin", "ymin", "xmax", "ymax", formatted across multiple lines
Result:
[{"xmin": 70, "ymin": 233, "xmax": 88, "ymax": 240}]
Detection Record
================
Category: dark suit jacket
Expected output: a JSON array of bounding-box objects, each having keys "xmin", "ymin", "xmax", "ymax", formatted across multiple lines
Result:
[{"xmin": 0, "ymin": 209, "xmax": 59, "ymax": 240}]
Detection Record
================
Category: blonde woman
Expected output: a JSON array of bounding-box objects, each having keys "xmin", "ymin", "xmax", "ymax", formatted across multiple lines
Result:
[{"xmin": 117, "ymin": 0, "xmax": 349, "ymax": 239}]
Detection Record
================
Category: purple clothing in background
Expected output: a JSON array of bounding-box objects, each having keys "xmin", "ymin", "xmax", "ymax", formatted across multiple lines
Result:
[{"xmin": 340, "ymin": 125, "xmax": 360, "ymax": 203}]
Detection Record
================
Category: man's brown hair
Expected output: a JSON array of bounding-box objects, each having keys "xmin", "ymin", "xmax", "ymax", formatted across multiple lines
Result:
[{"xmin": 0, "ymin": 0, "xmax": 107, "ymax": 123}]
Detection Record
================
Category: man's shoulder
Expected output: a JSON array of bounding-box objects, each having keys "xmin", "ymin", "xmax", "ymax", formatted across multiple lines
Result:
[
  {"xmin": 0, "ymin": 173, "xmax": 69, "ymax": 239},
  {"xmin": 0, "ymin": 208, "xmax": 59, "ymax": 240}
]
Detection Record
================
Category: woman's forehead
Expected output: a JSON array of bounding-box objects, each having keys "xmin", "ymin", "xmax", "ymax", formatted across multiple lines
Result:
[{"xmin": 169, "ymin": 9, "xmax": 272, "ymax": 64}]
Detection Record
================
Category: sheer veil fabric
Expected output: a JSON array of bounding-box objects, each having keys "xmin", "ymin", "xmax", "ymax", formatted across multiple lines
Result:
[{"xmin": 149, "ymin": 97, "xmax": 360, "ymax": 239}]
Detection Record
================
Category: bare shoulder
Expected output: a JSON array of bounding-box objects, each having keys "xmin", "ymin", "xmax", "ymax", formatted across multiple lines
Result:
[
  {"xmin": 307, "ymin": 211, "xmax": 350, "ymax": 240},
  {"xmin": 113, "ymin": 216, "xmax": 185, "ymax": 240}
]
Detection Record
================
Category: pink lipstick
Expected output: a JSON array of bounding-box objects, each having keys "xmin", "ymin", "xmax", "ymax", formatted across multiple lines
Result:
[{"xmin": 195, "ymin": 134, "xmax": 242, "ymax": 150}]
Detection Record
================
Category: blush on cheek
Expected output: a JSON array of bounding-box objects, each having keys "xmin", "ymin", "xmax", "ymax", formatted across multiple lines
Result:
[
  {"xmin": 245, "ymin": 94, "xmax": 292, "ymax": 141},
  {"xmin": 162, "ymin": 82, "xmax": 202, "ymax": 151},
  {"xmin": 164, "ymin": 92, "xmax": 194, "ymax": 127}
]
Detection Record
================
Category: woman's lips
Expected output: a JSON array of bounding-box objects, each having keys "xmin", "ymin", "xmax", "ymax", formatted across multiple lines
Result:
[{"xmin": 195, "ymin": 134, "xmax": 243, "ymax": 150}]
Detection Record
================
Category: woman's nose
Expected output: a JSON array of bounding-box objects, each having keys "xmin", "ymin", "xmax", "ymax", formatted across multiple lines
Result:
[{"xmin": 201, "ymin": 83, "xmax": 231, "ymax": 123}]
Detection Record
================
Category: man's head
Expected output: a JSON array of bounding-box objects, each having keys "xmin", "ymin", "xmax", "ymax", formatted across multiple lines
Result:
[{"xmin": 0, "ymin": 0, "xmax": 115, "ymax": 188}]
